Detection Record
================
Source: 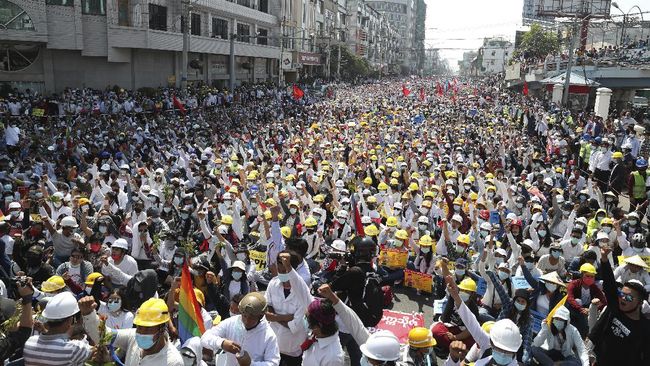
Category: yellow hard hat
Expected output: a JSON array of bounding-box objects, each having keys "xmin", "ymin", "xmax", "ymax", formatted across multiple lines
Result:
[
  {"xmin": 85, "ymin": 272, "xmax": 103, "ymax": 286},
  {"xmin": 487, "ymin": 185, "xmax": 497, "ymax": 192},
  {"xmin": 408, "ymin": 182, "xmax": 419, "ymax": 191},
  {"xmin": 363, "ymin": 177, "xmax": 373, "ymax": 185},
  {"xmin": 453, "ymin": 197, "xmax": 464, "ymax": 205},
  {"xmin": 265, "ymin": 182, "xmax": 275, "ymax": 189},
  {"xmin": 367, "ymin": 196, "xmax": 378, "ymax": 203},
  {"xmin": 580, "ymin": 263, "xmax": 597, "ymax": 275},
  {"xmin": 424, "ymin": 191, "xmax": 435, "ymax": 199},
  {"xmin": 264, "ymin": 198, "xmax": 277, "ymax": 207},
  {"xmin": 469, "ymin": 192, "xmax": 478, "ymax": 201},
  {"xmin": 481, "ymin": 321, "xmax": 495, "ymax": 333},
  {"xmin": 133, "ymin": 298, "xmax": 171, "ymax": 327},
  {"xmin": 41, "ymin": 276, "xmax": 66, "ymax": 293},
  {"xmin": 411, "ymin": 172, "xmax": 421, "ymax": 179},
  {"xmin": 314, "ymin": 194, "xmax": 325, "ymax": 203},
  {"xmin": 397, "ymin": 156, "xmax": 405, "ymax": 162},
  {"xmin": 391, "ymin": 171, "xmax": 400, "ymax": 178},
  {"xmin": 228, "ymin": 186, "xmax": 239, "ymax": 194},
  {"xmin": 78, "ymin": 198, "xmax": 90, "ymax": 206},
  {"xmin": 555, "ymin": 167, "xmax": 564, "ymax": 173},
  {"xmin": 457, "ymin": 234, "xmax": 470, "ymax": 245},
  {"xmin": 364, "ymin": 224, "xmax": 379, "ymax": 236},
  {"xmin": 386, "ymin": 157, "xmax": 394, "ymax": 164},
  {"xmin": 458, "ymin": 278, "xmax": 477, "ymax": 292},
  {"xmin": 419, "ymin": 235, "xmax": 433, "ymax": 247},
  {"xmin": 305, "ymin": 216, "xmax": 318, "ymax": 227},
  {"xmin": 422, "ymin": 200, "xmax": 432, "ymax": 208},
  {"xmin": 284, "ymin": 174, "xmax": 296, "ymax": 181},
  {"xmin": 386, "ymin": 216, "xmax": 398, "ymax": 227},
  {"xmin": 612, "ymin": 151, "xmax": 623, "ymax": 159},
  {"xmin": 395, "ymin": 229, "xmax": 409, "ymax": 240},
  {"xmin": 247, "ymin": 173, "xmax": 257, "ymax": 180},
  {"xmin": 378, "ymin": 182, "xmax": 389, "ymax": 191},
  {"xmin": 370, "ymin": 155, "xmax": 378, "ymax": 161},
  {"xmin": 485, "ymin": 173, "xmax": 495, "ymax": 180},
  {"xmin": 221, "ymin": 215, "xmax": 234, "ymax": 225},
  {"xmin": 281, "ymin": 226, "xmax": 292, "ymax": 238},
  {"xmin": 408, "ymin": 327, "xmax": 436, "ymax": 348},
  {"xmin": 390, "ymin": 178, "xmax": 399, "ymax": 185},
  {"xmin": 601, "ymin": 217, "xmax": 613, "ymax": 225}
]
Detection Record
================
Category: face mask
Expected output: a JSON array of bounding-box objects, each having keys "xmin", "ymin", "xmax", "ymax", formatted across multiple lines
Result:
[
  {"xmin": 514, "ymin": 302, "xmax": 526, "ymax": 312},
  {"xmin": 99, "ymin": 225, "xmax": 107, "ymax": 234},
  {"xmin": 85, "ymin": 286, "xmax": 93, "ymax": 294},
  {"xmin": 492, "ymin": 350, "xmax": 514, "ymax": 365},
  {"xmin": 180, "ymin": 213, "xmax": 189, "ymax": 220},
  {"xmin": 571, "ymin": 237, "xmax": 580, "ymax": 245},
  {"xmin": 602, "ymin": 226, "xmax": 612, "ymax": 234},
  {"xmin": 464, "ymin": 185, "xmax": 471, "ymax": 191},
  {"xmin": 455, "ymin": 245, "xmax": 465, "ymax": 254},
  {"xmin": 487, "ymin": 192, "xmax": 495, "ymax": 199},
  {"xmin": 456, "ymin": 269, "xmax": 466, "ymax": 277},
  {"xmin": 232, "ymin": 271, "xmax": 243, "ymax": 281},
  {"xmin": 419, "ymin": 224, "xmax": 428, "ymax": 231},
  {"xmin": 551, "ymin": 250, "xmax": 561, "ymax": 258},
  {"xmin": 538, "ymin": 229, "xmax": 547, "ymax": 237},
  {"xmin": 420, "ymin": 247, "xmax": 430, "ymax": 254},
  {"xmin": 338, "ymin": 218, "xmax": 346, "ymax": 225},
  {"xmin": 107, "ymin": 300, "xmax": 121, "ymax": 312},
  {"xmin": 164, "ymin": 207, "xmax": 172, "ymax": 213},
  {"xmin": 173, "ymin": 257, "xmax": 184, "ymax": 265},
  {"xmin": 562, "ymin": 210, "xmax": 571, "ymax": 216},
  {"xmin": 545, "ymin": 283, "xmax": 557, "ymax": 293},
  {"xmin": 516, "ymin": 202, "xmax": 524, "ymax": 208},
  {"xmin": 596, "ymin": 216, "xmax": 604, "ymax": 223},
  {"xmin": 582, "ymin": 277, "xmax": 595, "ymax": 286},
  {"xmin": 552, "ymin": 319, "xmax": 565, "ymax": 330},
  {"xmin": 629, "ymin": 220, "xmax": 638, "ymax": 226},
  {"xmin": 236, "ymin": 253, "xmax": 247, "ymax": 261},
  {"xmin": 459, "ymin": 292, "xmax": 471, "ymax": 302},
  {"xmin": 498, "ymin": 271, "xmax": 509, "ymax": 281},
  {"xmin": 394, "ymin": 239, "xmax": 403, "ymax": 247},
  {"xmin": 135, "ymin": 333, "xmax": 156, "ymax": 350},
  {"xmin": 525, "ymin": 262, "xmax": 534, "ymax": 270},
  {"xmin": 277, "ymin": 272, "xmax": 290, "ymax": 282},
  {"xmin": 453, "ymin": 205, "xmax": 461, "ymax": 212},
  {"xmin": 53, "ymin": 201, "xmax": 62, "ymax": 208}
]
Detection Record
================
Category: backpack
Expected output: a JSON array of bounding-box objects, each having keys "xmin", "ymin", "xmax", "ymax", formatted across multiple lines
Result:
[{"xmin": 357, "ymin": 271, "xmax": 385, "ymax": 327}]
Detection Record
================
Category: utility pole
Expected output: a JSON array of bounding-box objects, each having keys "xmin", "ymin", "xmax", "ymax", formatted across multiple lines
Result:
[
  {"xmin": 229, "ymin": 33, "xmax": 237, "ymax": 93},
  {"xmin": 181, "ymin": 0, "xmax": 190, "ymax": 91},
  {"xmin": 562, "ymin": 20, "xmax": 577, "ymax": 107},
  {"xmin": 325, "ymin": 34, "xmax": 331, "ymax": 80},
  {"xmin": 279, "ymin": 19, "xmax": 284, "ymax": 86},
  {"xmin": 336, "ymin": 30, "xmax": 341, "ymax": 80}
]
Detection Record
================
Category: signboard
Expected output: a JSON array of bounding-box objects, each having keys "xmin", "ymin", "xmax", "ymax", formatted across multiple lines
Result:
[
  {"xmin": 379, "ymin": 249, "xmax": 408, "ymax": 268},
  {"xmin": 249, "ymin": 250, "xmax": 267, "ymax": 271},
  {"xmin": 537, "ymin": 0, "xmax": 611, "ymax": 18},
  {"xmin": 32, "ymin": 108, "xmax": 44, "ymax": 117},
  {"xmin": 511, "ymin": 276, "xmax": 533, "ymax": 290},
  {"xmin": 531, "ymin": 309, "xmax": 545, "ymax": 333},
  {"xmin": 368, "ymin": 310, "xmax": 425, "ymax": 344},
  {"xmin": 433, "ymin": 299, "xmax": 448, "ymax": 315},
  {"xmin": 281, "ymin": 52, "xmax": 293, "ymax": 70},
  {"xmin": 404, "ymin": 269, "xmax": 433, "ymax": 293},
  {"xmin": 505, "ymin": 63, "xmax": 521, "ymax": 81},
  {"xmin": 298, "ymin": 52, "xmax": 321, "ymax": 65}
]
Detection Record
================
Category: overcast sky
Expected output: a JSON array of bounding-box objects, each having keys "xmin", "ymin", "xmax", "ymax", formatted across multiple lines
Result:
[{"xmin": 424, "ymin": 0, "xmax": 644, "ymax": 71}]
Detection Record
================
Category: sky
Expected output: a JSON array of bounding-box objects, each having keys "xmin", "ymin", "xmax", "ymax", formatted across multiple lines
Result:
[{"xmin": 424, "ymin": 0, "xmax": 644, "ymax": 71}]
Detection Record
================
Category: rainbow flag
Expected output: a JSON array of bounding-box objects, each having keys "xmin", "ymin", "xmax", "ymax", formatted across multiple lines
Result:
[{"xmin": 178, "ymin": 262, "xmax": 206, "ymax": 343}]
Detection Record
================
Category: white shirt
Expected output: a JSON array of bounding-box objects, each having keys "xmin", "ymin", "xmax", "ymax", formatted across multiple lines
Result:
[
  {"xmin": 301, "ymin": 333, "xmax": 345, "ymax": 366},
  {"xmin": 2, "ymin": 234, "xmax": 14, "ymax": 256},
  {"xmin": 265, "ymin": 268, "xmax": 312, "ymax": 357},
  {"xmin": 201, "ymin": 315, "xmax": 280, "ymax": 366},
  {"xmin": 5, "ymin": 125, "xmax": 19, "ymax": 146},
  {"xmin": 98, "ymin": 303, "xmax": 134, "ymax": 330},
  {"xmin": 102, "ymin": 255, "xmax": 139, "ymax": 286}
]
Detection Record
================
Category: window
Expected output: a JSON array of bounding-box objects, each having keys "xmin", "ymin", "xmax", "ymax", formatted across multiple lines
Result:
[
  {"xmin": 0, "ymin": 0, "xmax": 35, "ymax": 30},
  {"xmin": 191, "ymin": 13, "xmax": 201, "ymax": 35},
  {"xmin": 46, "ymin": 0, "xmax": 73, "ymax": 5},
  {"xmin": 257, "ymin": 28, "xmax": 268, "ymax": 45},
  {"xmin": 82, "ymin": 0, "xmax": 106, "ymax": 15},
  {"xmin": 259, "ymin": 0, "xmax": 268, "ymax": 12},
  {"xmin": 236, "ymin": 0, "xmax": 250, "ymax": 7},
  {"xmin": 117, "ymin": 0, "xmax": 129, "ymax": 26},
  {"xmin": 237, "ymin": 23, "xmax": 250, "ymax": 43},
  {"xmin": 212, "ymin": 18, "xmax": 228, "ymax": 39},
  {"xmin": 0, "ymin": 43, "xmax": 39, "ymax": 71},
  {"xmin": 148, "ymin": 4, "xmax": 167, "ymax": 31}
]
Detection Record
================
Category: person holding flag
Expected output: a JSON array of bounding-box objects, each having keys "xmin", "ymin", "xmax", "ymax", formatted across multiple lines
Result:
[{"xmin": 531, "ymin": 306, "xmax": 589, "ymax": 366}]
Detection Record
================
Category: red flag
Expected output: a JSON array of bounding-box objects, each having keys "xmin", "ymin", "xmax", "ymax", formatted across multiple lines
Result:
[
  {"xmin": 292, "ymin": 84, "xmax": 304, "ymax": 100},
  {"xmin": 436, "ymin": 82, "xmax": 443, "ymax": 96},
  {"xmin": 402, "ymin": 85, "xmax": 410, "ymax": 97},
  {"xmin": 351, "ymin": 195, "xmax": 364, "ymax": 237},
  {"xmin": 419, "ymin": 88, "xmax": 425, "ymax": 101},
  {"xmin": 523, "ymin": 81, "xmax": 529, "ymax": 96},
  {"xmin": 173, "ymin": 95, "xmax": 186, "ymax": 114}
]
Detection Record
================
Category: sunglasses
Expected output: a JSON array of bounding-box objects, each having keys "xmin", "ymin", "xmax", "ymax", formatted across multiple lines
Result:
[{"xmin": 618, "ymin": 290, "xmax": 635, "ymax": 303}]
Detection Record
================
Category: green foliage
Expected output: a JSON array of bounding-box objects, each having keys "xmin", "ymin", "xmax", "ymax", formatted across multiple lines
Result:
[
  {"xmin": 330, "ymin": 45, "xmax": 371, "ymax": 81},
  {"xmin": 519, "ymin": 23, "xmax": 560, "ymax": 59}
]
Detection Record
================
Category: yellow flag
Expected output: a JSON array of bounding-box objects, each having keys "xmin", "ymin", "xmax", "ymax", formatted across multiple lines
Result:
[{"xmin": 546, "ymin": 294, "xmax": 568, "ymax": 326}]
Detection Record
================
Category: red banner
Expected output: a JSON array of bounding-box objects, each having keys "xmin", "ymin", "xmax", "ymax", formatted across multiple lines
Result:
[{"xmin": 368, "ymin": 310, "xmax": 424, "ymax": 344}]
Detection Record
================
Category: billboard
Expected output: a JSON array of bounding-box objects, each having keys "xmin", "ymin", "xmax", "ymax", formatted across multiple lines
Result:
[{"xmin": 538, "ymin": 0, "xmax": 611, "ymax": 18}]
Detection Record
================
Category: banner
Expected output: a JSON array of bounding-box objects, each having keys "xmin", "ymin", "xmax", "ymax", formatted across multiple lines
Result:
[
  {"xmin": 32, "ymin": 108, "xmax": 44, "ymax": 117},
  {"xmin": 618, "ymin": 255, "xmax": 650, "ymax": 271},
  {"xmin": 379, "ymin": 249, "xmax": 408, "ymax": 268},
  {"xmin": 249, "ymin": 250, "xmax": 267, "ymax": 271},
  {"xmin": 368, "ymin": 310, "xmax": 424, "ymax": 344},
  {"xmin": 530, "ymin": 309, "xmax": 545, "ymax": 333},
  {"xmin": 404, "ymin": 269, "xmax": 433, "ymax": 293}
]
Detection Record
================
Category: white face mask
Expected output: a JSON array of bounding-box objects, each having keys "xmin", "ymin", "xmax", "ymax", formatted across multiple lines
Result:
[
  {"xmin": 337, "ymin": 218, "xmax": 346, "ymax": 225},
  {"xmin": 459, "ymin": 292, "xmax": 471, "ymax": 302},
  {"xmin": 420, "ymin": 247, "xmax": 430, "ymax": 254},
  {"xmin": 290, "ymin": 208, "xmax": 297, "ymax": 215},
  {"xmin": 545, "ymin": 283, "xmax": 557, "ymax": 293}
]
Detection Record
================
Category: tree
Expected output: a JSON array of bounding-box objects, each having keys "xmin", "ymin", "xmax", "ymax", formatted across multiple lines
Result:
[
  {"xmin": 329, "ymin": 45, "xmax": 370, "ymax": 81},
  {"xmin": 518, "ymin": 23, "xmax": 560, "ymax": 59}
]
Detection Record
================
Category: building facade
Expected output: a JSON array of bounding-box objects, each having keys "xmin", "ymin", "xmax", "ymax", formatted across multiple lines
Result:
[
  {"xmin": 345, "ymin": 0, "xmax": 399, "ymax": 72},
  {"xmin": 479, "ymin": 37, "xmax": 514, "ymax": 75}
]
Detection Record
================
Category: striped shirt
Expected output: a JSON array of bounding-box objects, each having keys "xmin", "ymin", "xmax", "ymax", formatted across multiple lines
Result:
[{"xmin": 23, "ymin": 333, "xmax": 92, "ymax": 365}]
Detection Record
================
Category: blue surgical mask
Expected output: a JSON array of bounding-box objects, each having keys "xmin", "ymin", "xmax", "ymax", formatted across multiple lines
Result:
[
  {"xmin": 538, "ymin": 229, "xmax": 547, "ymax": 237},
  {"xmin": 420, "ymin": 247, "xmax": 430, "ymax": 254},
  {"xmin": 232, "ymin": 271, "xmax": 243, "ymax": 280},
  {"xmin": 455, "ymin": 269, "xmax": 466, "ymax": 277},
  {"xmin": 360, "ymin": 356, "xmax": 371, "ymax": 366},
  {"xmin": 492, "ymin": 350, "xmax": 514, "ymax": 365},
  {"xmin": 514, "ymin": 302, "xmax": 526, "ymax": 312},
  {"xmin": 135, "ymin": 333, "xmax": 156, "ymax": 350},
  {"xmin": 498, "ymin": 271, "xmax": 509, "ymax": 281},
  {"xmin": 552, "ymin": 319, "xmax": 566, "ymax": 330},
  {"xmin": 107, "ymin": 300, "xmax": 121, "ymax": 312},
  {"xmin": 459, "ymin": 292, "xmax": 471, "ymax": 302},
  {"xmin": 551, "ymin": 250, "xmax": 561, "ymax": 259},
  {"xmin": 277, "ymin": 273, "xmax": 290, "ymax": 282},
  {"xmin": 173, "ymin": 257, "xmax": 184, "ymax": 265}
]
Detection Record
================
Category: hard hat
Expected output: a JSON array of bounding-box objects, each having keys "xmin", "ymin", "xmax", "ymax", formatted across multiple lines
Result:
[
  {"xmin": 41, "ymin": 275, "xmax": 66, "ymax": 293},
  {"xmin": 289, "ymin": 199, "xmax": 300, "ymax": 208},
  {"xmin": 612, "ymin": 151, "xmax": 623, "ymax": 159},
  {"xmin": 331, "ymin": 239, "xmax": 347, "ymax": 252},
  {"xmin": 133, "ymin": 298, "xmax": 171, "ymax": 327},
  {"xmin": 481, "ymin": 321, "xmax": 495, "ymax": 333},
  {"xmin": 239, "ymin": 292, "xmax": 267, "ymax": 317},
  {"xmin": 596, "ymin": 231, "xmax": 609, "ymax": 241},
  {"xmin": 636, "ymin": 158, "xmax": 648, "ymax": 168},
  {"xmin": 228, "ymin": 186, "xmax": 239, "ymax": 194},
  {"xmin": 601, "ymin": 217, "xmax": 613, "ymax": 225},
  {"xmin": 337, "ymin": 210, "xmax": 348, "ymax": 219},
  {"xmin": 360, "ymin": 330, "xmax": 401, "ymax": 361},
  {"xmin": 553, "ymin": 306, "xmax": 570, "ymax": 321},
  {"xmin": 395, "ymin": 229, "xmax": 408, "ymax": 240},
  {"xmin": 452, "ymin": 197, "xmax": 463, "ymax": 205},
  {"xmin": 221, "ymin": 215, "xmax": 234, "ymax": 225},
  {"xmin": 313, "ymin": 194, "xmax": 325, "ymax": 203},
  {"xmin": 389, "ymin": 178, "xmax": 399, "ymax": 185},
  {"xmin": 417, "ymin": 216, "xmax": 429, "ymax": 224},
  {"xmin": 490, "ymin": 319, "xmax": 522, "ymax": 353},
  {"xmin": 60, "ymin": 216, "xmax": 78, "ymax": 228},
  {"xmin": 421, "ymin": 200, "xmax": 432, "ymax": 208},
  {"xmin": 378, "ymin": 182, "xmax": 389, "ymax": 191},
  {"xmin": 543, "ymin": 177, "xmax": 553, "ymax": 186},
  {"xmin": 393, "ymin": 202, "xmax": 403, "ymax": 211},
  {"xmin": 457, "ymin": 234, "xmax": 470, "ymax": 245},
  {"xmin": 451, "ymin": 214, "xmax": 463, "ymax": 223},
  {"xmin": 113, "ymin": 238, "xmax": 129, "ymax": 250},
  {"xmin": 555, "ymin": 167, "xmax": 563, "ymax": 173},
  {"xmin": 386, "ymin": 216, "xmax": 398, "ymax": 227},
  {"xmin": 42, "ymin": 292, "xmax": 80, "ymax": 320},
  {"xmin": 408, "ymin": 327, "xmax": 436, "ymax": 348},
  {"xmin": 579, "ymin": 263, "xmax": 597, "ymax": 274},
  {"xmin": 408, "ymin": 182, "xmax": 419, "ymax": 191},
  {"xmin": 85, "ymin": 272, "xmax": 103, "ymax": 286},
  {"xmin": 305, "ymin": 216, "xmax": 318, "ymax": 227},
  {"xmin": 264, "ymin": 198, "xmax": 277, "ymax": 207},
  {"xmin": 78, "ymin": 198, "xmax": 90, "ymax": 206},
  {"xmin": 458, "ymin": 278, "xmax": 477, "ymax": 292},
  {"xmin": 469, "ymin": 192, "xmax": 478, "ymax": 201},
  {"xmin": 280, "ymin": 226, "xmax": 292, "ymax": 239},
  {"xmin": 480, "ymin": 222, "xmax": 493, "ymax": 231},
  {"xmin": 363, "ymin": 177, "xmax": 373, "ymax": 185},
  {"xmin": 367, "ymin": 196, "xmax": 378, "ymax": 203},
  {"xmin": 364, "ymin": 224, "xmax": 379, "ymax": 236},
  {"xmin": 265, "ymin": 182, "xmax": 275, "ymax": 189},
  {"xmin": 419, "ymin": 235, "xmax": 433, "ymax": 247}
]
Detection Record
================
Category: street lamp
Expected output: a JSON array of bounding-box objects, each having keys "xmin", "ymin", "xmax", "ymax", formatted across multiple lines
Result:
[{"xmin": 612, "ymin": 2, "xmax": 645, "ymax": 45}]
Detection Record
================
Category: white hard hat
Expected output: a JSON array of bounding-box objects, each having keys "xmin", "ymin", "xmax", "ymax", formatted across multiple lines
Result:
[
  {"xmin": 596, "ymin": 231, "xmax": 609, "ymax": 241},
  {"xmin": 480, "ymin": 222, "xmax": 492, "ymax": 231},
  {"xmin": 100, "ymin": 163, "xmax": 111, "ymax": 171},
  {"xmin": 393, "ymin": 202, "xmax": 403, "ymax": 210},
  {"xmin": 506, "ymin": 212, "xmax": 517, "ymax": 221},
  {"xmin": 360, "ymin": 330, "xmax": 401, "ymax": 361},
  {"xmin": 112, "ymin": 238, "xmax": 129, "ymax": 250},
  {"xmin": 451, "ymin": 214, "xmax": 463, "ymax": 223},
  {"xmin": 141, "ymin": 185, "xmax": 151, "ymax": 193},
  {"xmin": 52, "ymin": 192, "xmax": 64, "ymax": 200},
  {"xmin": 286, "ymin": 158, "xmax": 294, "ymax": 164},
  {"xmin": 230, "ymin": 260, "xmax": 246, "ymax": 271},
  {"xmin": 335, "ymin": 180, "xmax": 345, "ymax": 188},
  {"xmin": 8, "ymin": 202, "xmax": 21, "ymax": 210},
  {"xmin": 266, "ymin": 172, "xmax": 275, "ymax": 179},
  {"xmin": 417, "ymin": 216, "xmax": 429, "ymax": 224},
  {"xmin": 575, "ymin": 217, "xmax": 588, "ymax": 225},
  {"xmin": 337, "ymin": 210, "xmax": 348, "ymax": 219},
  {"xmin": 553, "ymin": 306, "xmax": 570, "ymax": 321},
  {"xmin": 43, "ymin": 292, "xmax": 80, "ymax": 320},
  {"xmin": 60, "ymin": 216, "xmax": 78, "ymax": 228},
  {"xmin": 495, "ymin": 248, "xmax": 508, "ymax": 257},
  {"xmin": 361, "ymin": 216, "xmax": 372, "ymax": 225},
  {"xmin": 331, "ymin": 239, "xmax": 346, "ymax": 252},
  {"xmin": 543, "ymin": 177, "xmax": 553, "ymax": 186},
  {"xmin": 155, "ymin": 168, "xmax": 164, "ymax": 174},
  {"xmin": 489, "ymin": 319, "xmax": 522, "ymax": 352},
  {"xmin": 223, "ymin": 192, "xmax": 233, "ymax": 200}
]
